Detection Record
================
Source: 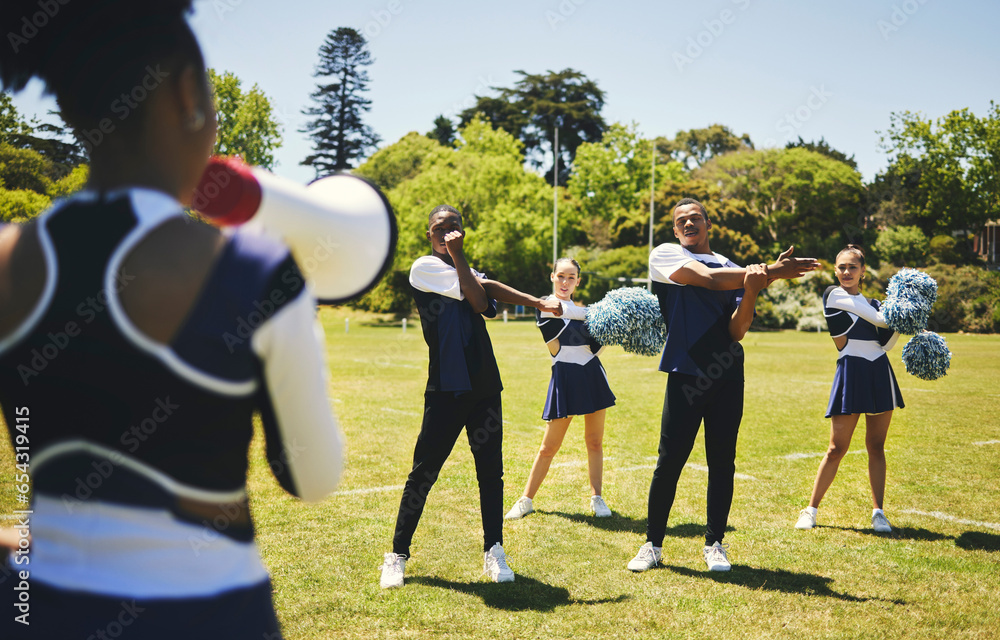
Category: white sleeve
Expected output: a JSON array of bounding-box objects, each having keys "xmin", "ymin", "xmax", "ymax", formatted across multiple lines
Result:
[
  {"xmin": 538, "ymin": 298, "xmax": 587, "ymax": 321},
  {"xmin": 561, "ymin": 300, "xmax": 588, "ymax": 321},
  {"xmin": 251, "ymin": 290, "xmax": 344, "ymax": 502},
  {"xmin": 649, "ymin": 243, "xmax": 692, "ymax": 285},
  {"xmin": 409, "ymin": 256, "xmax": 472, "ymax": 301},
  {"xmin": 825, "ymin": 288, "xmax": 889, "ymax": 329}
]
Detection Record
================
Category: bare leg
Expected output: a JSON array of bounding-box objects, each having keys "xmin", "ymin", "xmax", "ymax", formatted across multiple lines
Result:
[
  {"xmin": 807, "ymin": 414, "xmax": 861, "ymax": 508},
  {"xmin": 522, "ymin": 417, "xmax": 573, "ymax": 499},
  {"xmin": 864, "ymin": 411, "xmax": 892, "ymax": 509},
  {"xmin": 583, "ymin": 409, "xmax": 607, "ymax": 496}
]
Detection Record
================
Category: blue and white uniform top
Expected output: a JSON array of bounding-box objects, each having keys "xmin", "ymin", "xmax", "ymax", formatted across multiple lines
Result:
[
  {"xmin": 409, "ymin": 255, "xmax": 502, "ymax": 398},
  {"xmin": 649, "ymin": 243, "xmax": 745, "ymax": 381},
  {"xmin": 536, "ymin": 298, "xmax": 603, "ymax": 365},
  {"xmin": 822, "ymin": 285, "xmax": 904, "ymax": 417},
  {"xmin": 823, "ymin": 286, "xmax": 900, "ymax": 356},
  {"xmin": 0, "ymin": 188, "xmax": 344, "ymax": 600},
  {"xmin": 535, "ymin": 298, "xmax": 615, "ymax": 420}
]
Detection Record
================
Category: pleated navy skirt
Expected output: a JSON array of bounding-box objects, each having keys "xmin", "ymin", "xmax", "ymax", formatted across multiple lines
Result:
[
  {"xmin": 542, "ymin": 357, "xmax": 616, "ymax": 421},
  {"xmin": 826, "ymin": 354, "xmax": 904, "ymax": 418}
]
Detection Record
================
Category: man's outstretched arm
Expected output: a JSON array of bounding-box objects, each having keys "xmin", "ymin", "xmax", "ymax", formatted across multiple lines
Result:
[{"xmin": 481, "ymin": 280, "xmax": 563, "ymax": 316}]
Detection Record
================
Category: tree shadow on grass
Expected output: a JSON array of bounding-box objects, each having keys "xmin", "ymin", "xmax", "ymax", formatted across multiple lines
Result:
[
  {"xmin": 956, "ymin": 530, "xmax": 1000, "ymax": 552},
  {"xmin": 407, "ymin": 575, "xmax": 630, "ymax": 611},
  {"xmin": 660, "ymin": 564, "xmax": 905, "ymax": 605}
]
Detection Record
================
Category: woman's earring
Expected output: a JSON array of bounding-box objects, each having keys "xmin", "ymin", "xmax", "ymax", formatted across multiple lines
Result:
[{"xmin": 186, "ymin": 108, "xmax": 206, "ymax": 132}]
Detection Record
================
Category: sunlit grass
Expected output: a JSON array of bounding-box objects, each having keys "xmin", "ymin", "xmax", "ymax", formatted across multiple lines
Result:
[{"xmin": 2, "ymin": 309, "xmax": 998, "ymax": 639}]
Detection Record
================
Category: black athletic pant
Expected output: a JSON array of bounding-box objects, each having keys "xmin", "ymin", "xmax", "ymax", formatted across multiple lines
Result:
[
  {"xmin": 646, "ymin": 373, "xmax": 744, "ymax": 547},
  {"xmin": 392, "ymin": 392, "xmax": 503, "ymax": 557}
]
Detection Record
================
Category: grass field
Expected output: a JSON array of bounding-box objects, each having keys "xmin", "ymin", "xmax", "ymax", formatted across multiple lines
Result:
[{"xmin": 2, "ymin": 308, "xmax": 999, "ymax": 639}]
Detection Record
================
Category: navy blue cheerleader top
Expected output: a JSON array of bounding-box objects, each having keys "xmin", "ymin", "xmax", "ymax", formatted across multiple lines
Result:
[
  {"xmin": 648, "ymin": 243, "xmax": 745, "ymax": 380},
  {"xmin": 409, "ymin": 255, "xmax": 502, "ymax": 398},
  {"xmin": 0, "ymin": 189, "xmax": 343, "ymax": 599},
  {"xmin": 822, "ymin": 285, "xmax": 897, "ymax": 349},
  {"xmin": 535, "ymin": 298, "xmax": 602, "ymax": 356}
]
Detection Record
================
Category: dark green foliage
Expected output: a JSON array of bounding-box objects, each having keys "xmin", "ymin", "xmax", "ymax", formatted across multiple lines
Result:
[
  {"xmin": 208, "ymin": 69, "xmax": 283, "ymax": 169},
  {"xmin": 427, "ymin": 115, "xmax": 455, "ymax": 148},
  {"xmin": 785, "ymin": 136, "xmax": 857, "ymax": 170},
  {"xmin": 459, "ymin": 68, "xmax": 605, "ymax": 185},
  {"xmin": 568, "ymin": 245, "xmax": 649, "ymax": 304},
  {"xmin": 300, "ymin": 28, "xmax": 380, "ymax": 176},
  {"xmin": 874, "ymin": 225, "xmax": 929, "ymax": 267},
  {"xmin": 657, "ymin": 124, "xmax": 753, "ymax": 169}
]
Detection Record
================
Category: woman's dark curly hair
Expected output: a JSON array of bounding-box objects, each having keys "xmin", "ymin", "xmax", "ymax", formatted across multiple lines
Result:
[{"xmin": 1, "ymin": 1, "xmax": 204, "ymax": 133}]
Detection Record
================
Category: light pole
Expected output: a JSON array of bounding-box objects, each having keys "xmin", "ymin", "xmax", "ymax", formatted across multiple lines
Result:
[
  {"xmin": 553, "ymin": 126, "xmax": 559, "ymax": 266},
  {"xmin": 648, "ymin": 138, "xmax": 656, "ymax": 290}
]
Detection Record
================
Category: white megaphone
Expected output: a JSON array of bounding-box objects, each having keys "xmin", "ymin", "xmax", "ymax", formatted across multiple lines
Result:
[{"xmin": 191, "ymin": 156, "xmax": 397, "ymax": 304}]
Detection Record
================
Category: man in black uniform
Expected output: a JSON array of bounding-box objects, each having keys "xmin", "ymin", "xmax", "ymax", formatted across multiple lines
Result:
[{"xmin": 380, "ymin": 205, "xmax": 561, "ymax": 588}]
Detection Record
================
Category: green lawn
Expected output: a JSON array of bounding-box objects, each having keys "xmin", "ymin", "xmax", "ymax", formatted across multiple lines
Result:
[{"xmin": 3, "ymin": 309, "xmax": 999, "ymax": 639}]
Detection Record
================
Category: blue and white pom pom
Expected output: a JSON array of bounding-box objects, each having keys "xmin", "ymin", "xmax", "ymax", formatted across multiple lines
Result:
[
  {"xmin": 585, "ymin": 287, "xmax": 666, "ymax": 357},
  {"xmin": 901, "ymin": 331, "xmax": 951, "ymax": 381},
  {"xmin": 882, "ymin": 268, "xmax": 938, "ymax": 335}
]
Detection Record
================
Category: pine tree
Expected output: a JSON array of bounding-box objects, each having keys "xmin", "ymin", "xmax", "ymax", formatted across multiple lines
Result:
[
  {"xmin": 427, "ymin": 115, "xmax": 455, "ymax": 147},
  {"xmin": 300, "ymin": 28, "xmax": 380, "ymax": 176}
]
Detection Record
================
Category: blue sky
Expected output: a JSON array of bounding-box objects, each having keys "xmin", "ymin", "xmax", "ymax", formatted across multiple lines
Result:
[{"xmin": 11, "ymin": 0, "xmax": 1000, "ymax": 185}]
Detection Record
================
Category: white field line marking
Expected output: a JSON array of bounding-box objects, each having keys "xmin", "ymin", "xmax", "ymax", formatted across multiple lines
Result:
[
  {"xmin": 552, "ymin": 460, "xmax": 587, "ymax": 468},
  {"xmin": 332, "ymin": 484, "xmax": 405, "ymax": 497},
  {"xmin": 972, "ymin": 440, "xmax": 1000, "ymax": 446},
  {"xmin": 381, "ymin": 408, "xmax": 419, "ymax": 416},
  {"xmin": 901, "ymin": 509, "xmax": 1000, "ymax": 531},
  {"xmin": 684, "ymin": 463, "xmax": 757, "ymax": 481},
  {"xmin": 351, "ymin": 358, "xmax": 419, "ymax": 369},
  {"xmin": 617, "ymin": 465, "xmax": 656, "ymax": 472},
  {"xmin": 782, "ymin": 450, "xmax": 867, "ymax": 460}
]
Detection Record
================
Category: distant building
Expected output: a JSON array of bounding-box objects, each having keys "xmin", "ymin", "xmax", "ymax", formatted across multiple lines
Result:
[{"xmin": 974, "ymin": 220, "xmax": 999, "ymax": 265}]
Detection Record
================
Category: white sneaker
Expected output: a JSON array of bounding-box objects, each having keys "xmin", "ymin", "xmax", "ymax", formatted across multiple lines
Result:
[
  {"xmin": 795, "ymin": 508, "xmax": 817, "ymax": 530},
  {"xmin": 504, "ymin": 496, "xmax": 534, "ymax": 520},
  {"xmin": 872, "ymin": 512, "xmax": 892, "ymax": 533},
  {"xmin": 627, "ymin": 542, "xmax": 661, "ymax": 572},
  {"xmin": 590, "ymin": 495, "xmax": 612, "ymax": 517},
  {"xmin": 703, "ymin": 542, "xmax": 731, "ymax": 572},
  {"xmin": 379, "ymin": 552, "xmax": 406, "ymax": 589},
  {"xmin": 483, "ymin": 543, "xmax": 515, "ymax": 582}
]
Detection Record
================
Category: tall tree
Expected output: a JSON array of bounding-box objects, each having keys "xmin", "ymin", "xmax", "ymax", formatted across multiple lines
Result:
[
  {"xmin": 568, "ymin": 122, "xmax": 686, "ymax": 249},
  {"xmin": 657, "ymin": 124, "xmax": 753, "ymax": 170},
  {"xmin": 300, "ymin": 28, "xmax": 380, "ymax": 177},
  {"xmin": 208, "ymin": 69, "xmax": 283, "ymax": 169},
  {"xmin": 459, "ymin": 68, "xmax": 605, "ymax": 185},
  {"xmin": 2, "ymin": 93, "xmax": 85, "ymax": 175},
  {"xmin": 877, "ymin": 102, "xmax": 1000, "ymax": 237},
  {"xmin": 427, "ymin": 115, "xmax": 456, "ymax": 148},
  {"xmin": 695, "ymin": 147, "xmax": 864, "ymax": 259},
  {"xmin": 785, "ymin": 136, "xmax": 857, "ymax": 170}
]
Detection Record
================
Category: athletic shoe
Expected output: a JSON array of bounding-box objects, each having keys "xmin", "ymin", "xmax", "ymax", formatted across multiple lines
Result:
[
  {"xmin": 483, "ymin": 543, "xmax": 515, "ymax": 582},
  {"xmin": 703, "ymin": 542, "xmax": 731, "ymax": 572},
  {"xmin": 590, "ymin": 495, "xmax": 612, "ymax": 517},
  {"xmin": 795, "ymin": 508, "xmax": 817, "ymax": 530},
  {"xmin": 627, "ymin": 542, "xmax": 661, "ymax": 572},
  {"xmin": 504, "ymin": 496, "xmax": 534, "ymax": 520},
  {"xmin": 872, "ymin": 512, "xmax": 892, "ymax": 533},
  {"xmin": 379, "ymin": 552, "xmax": 406, "ymax": 589}
]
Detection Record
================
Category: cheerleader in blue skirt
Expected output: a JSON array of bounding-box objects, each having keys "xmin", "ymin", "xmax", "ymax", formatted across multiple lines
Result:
[
  {"xmin": 796, "ymin": 245, "xmax": 903, "ymax": 533},
  {"xmin": 505, "ymin": 258, "xmax": 617, "ymax": 519}
]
